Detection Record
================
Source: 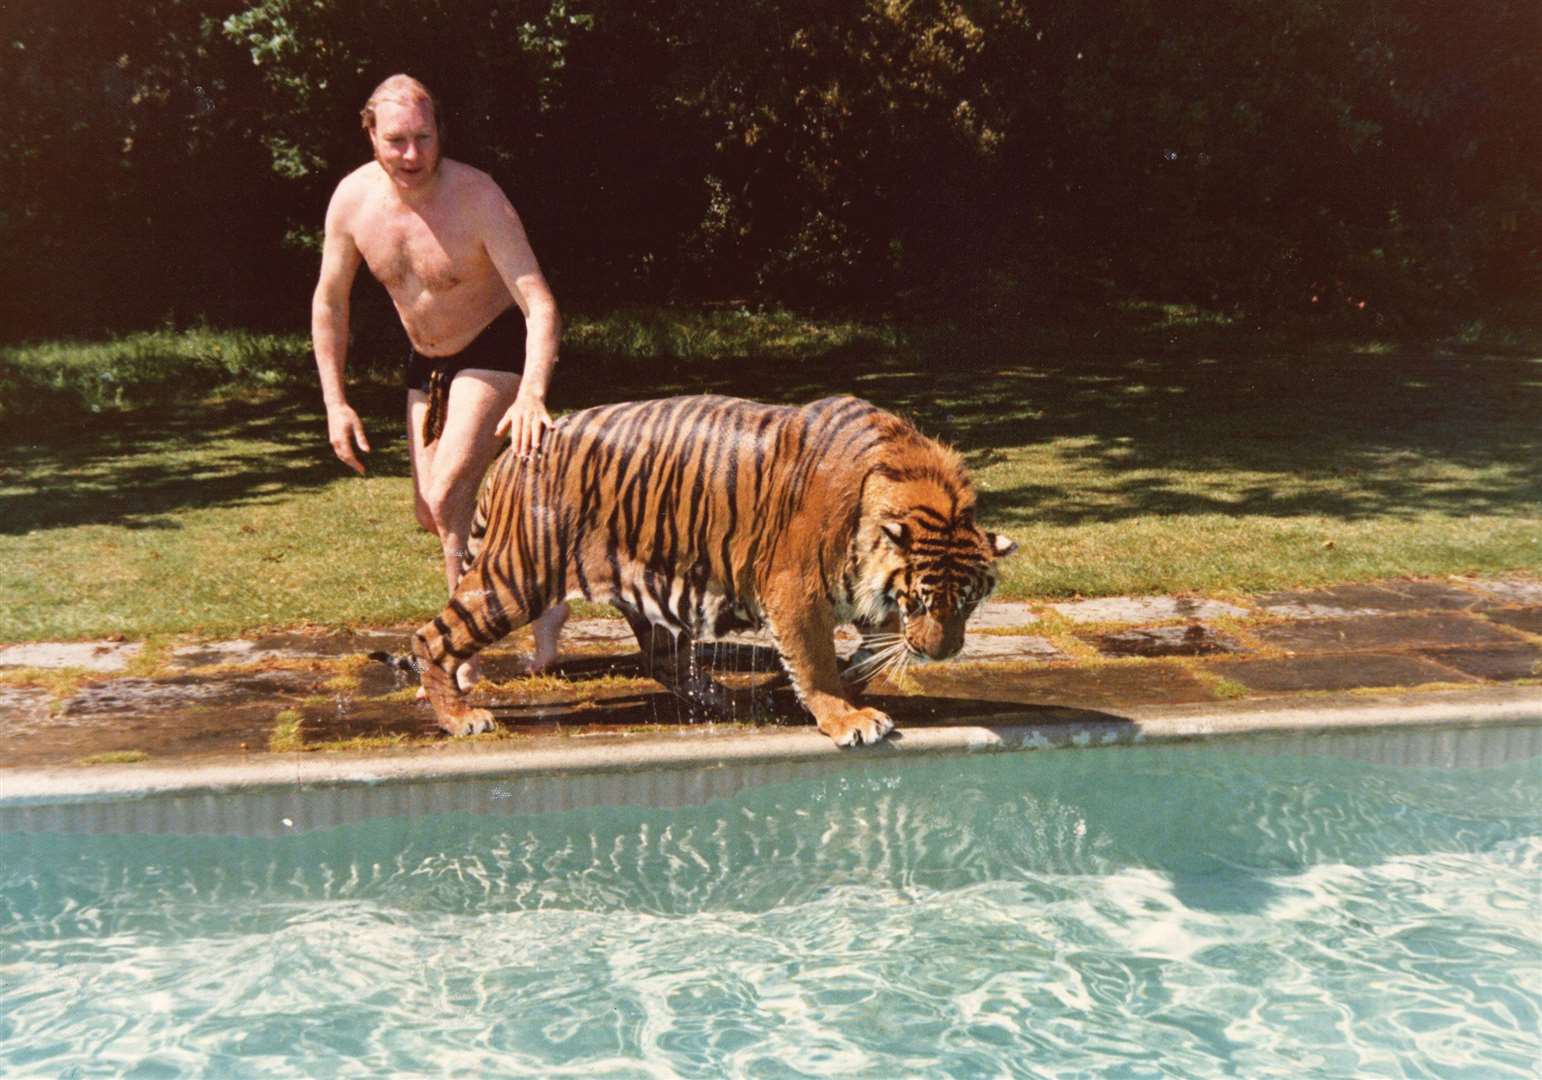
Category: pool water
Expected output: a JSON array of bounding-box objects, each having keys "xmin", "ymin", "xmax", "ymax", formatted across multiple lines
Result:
[{"xmin": 3, "ymin": 735, "xmax": 1540, "ymax": 1077}]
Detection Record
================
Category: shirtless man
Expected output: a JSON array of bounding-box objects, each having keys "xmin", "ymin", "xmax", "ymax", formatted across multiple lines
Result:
[{"xmin": 312, "ymin": 74, "xmax": 568, "ymax": 682}]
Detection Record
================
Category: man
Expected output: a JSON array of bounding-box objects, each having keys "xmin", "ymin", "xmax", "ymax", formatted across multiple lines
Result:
[{"xmin": 312, "ymin": 74, "xmax": 567, "ymax": 683}]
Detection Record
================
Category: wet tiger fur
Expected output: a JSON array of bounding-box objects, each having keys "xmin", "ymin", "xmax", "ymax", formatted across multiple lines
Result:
[{"xmin": 412, "ymin": 394, "xmax": 1016, "ymax": 747}]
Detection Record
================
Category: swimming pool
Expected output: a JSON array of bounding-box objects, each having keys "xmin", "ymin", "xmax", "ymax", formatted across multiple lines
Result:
[{"xmin": 4, "ymin": 725, "xmax": 1540, "ymax": 1077}]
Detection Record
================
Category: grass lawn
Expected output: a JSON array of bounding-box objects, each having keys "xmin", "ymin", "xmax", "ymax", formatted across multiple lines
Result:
[{"xmin": 2, "ymin": 307, "xmax": 1538, "ymax": 642}]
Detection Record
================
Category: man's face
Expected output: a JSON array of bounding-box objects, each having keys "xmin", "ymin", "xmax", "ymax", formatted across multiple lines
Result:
[{"xmin": 369, "ymin": 100, "xmax": 440, "ymax": 190}]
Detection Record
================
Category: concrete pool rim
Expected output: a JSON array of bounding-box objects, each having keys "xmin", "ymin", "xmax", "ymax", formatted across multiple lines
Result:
[{"xmin": 3, "ymin": 684, "xmax": 1538, "ymax": 808}]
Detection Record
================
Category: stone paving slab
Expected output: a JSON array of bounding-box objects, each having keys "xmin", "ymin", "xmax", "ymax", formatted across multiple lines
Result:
[
  {"xmin": 3, "ymin": 576, "xmax": 1539, "ymax": 774},
  {"xmin": 953, "ymin": 635, "xmax": 1066, "ymax": 662},
  {"xmin": 563, "ymin": 619, "xmax": 642, "ymax": 646},
  {"xmin": 1417, "ymin": 646, "xmax": 1542, "ymax": 683},
  {"xmin": 1254, "ymin": 612, "xmax": 1526, "ymax": 654},
  {"xmin": 0, "ymin": 703, "xmax": 287, "ymax": 769},
  {"xmin": 964, "ymin": 602, "xmax": 1041, "ymax": 629},
  {"xmin": 168, "ymin": 631, "xmax": 411, "ymax": 670},
  {"xmin": 1208, "ymin": 654, "xmax": 1475, "ymax": 694},
  {"xmin": 1464, "ymin": 577, "xmax": 1542, "ymax": 606},
  {"xmin": 911, "ymin": 662, "xmax": 1217, "ymax": 709},
  {"xmin": 0, "ymin": 687, "xmax": 51, "ymax": 732},
  {"xmin": 1485, "ymin": 608, "xmax": 1542, "ymax": 636},
  {"xmin": 1253, "ymin": 581, "xmax": 1486, "ymax": 619},
  {"xmin": 1049, "ymin": 595, "xmax": 1249, "ymax": 624},
  {"xmin": 1090, "ymin": 625, "xmax": 1245, "ymax": 658},
  {"xmin": 62, "ymin": 672, "xmax": 325, "ymax": 717},
  {"xmin": 0, "ymin": 641, "xmax": 143, "ymax": 672}
]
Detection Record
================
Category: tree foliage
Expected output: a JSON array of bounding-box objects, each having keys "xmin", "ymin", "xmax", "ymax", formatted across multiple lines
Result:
[{"xmin": 3, "ymin": 0, "xmax": 1537, "ymax": 337}]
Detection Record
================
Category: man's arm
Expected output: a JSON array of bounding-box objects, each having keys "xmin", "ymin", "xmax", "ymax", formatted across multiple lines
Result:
[
  {"xmin": 313, "ymin": 183, "xmax": 371, "ymax": 474},
  {"xmin": 480, "ymin": 183, "xmax": 562, "ymax": 457}
]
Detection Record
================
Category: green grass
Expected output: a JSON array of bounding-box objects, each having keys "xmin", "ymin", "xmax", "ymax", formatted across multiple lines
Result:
[
  {"xmin": 0, "ymin": 325, "xmax": 315, "ymax": 419},
  {"xmin": 269, "ymin": 709, "xmax": 306, "ymax": 753},
  {"xmin": 2, "ymin": 307, "xmax": 1538, "ymax": 642},
  {"xmin": 77, "ymin": 750, "xmax": 151, "ymax": 765}
]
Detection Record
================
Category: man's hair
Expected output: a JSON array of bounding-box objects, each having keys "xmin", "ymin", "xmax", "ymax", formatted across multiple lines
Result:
[{"xmin": 360, "ymin": 74, "xmax": 443, "ymax": 137}]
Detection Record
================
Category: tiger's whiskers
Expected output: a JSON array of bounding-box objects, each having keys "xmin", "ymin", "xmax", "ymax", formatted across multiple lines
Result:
[{"xmin": 846, "ymin": 633, "xmax": 910, "ymax": 684}]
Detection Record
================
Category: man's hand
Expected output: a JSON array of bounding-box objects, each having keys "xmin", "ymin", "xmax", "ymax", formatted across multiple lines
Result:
[
  {"xmin": 496, "ymin": 393, "xmax": 553, "ymax": 458},
  {"xmin": 326, "ymin": 402, "xmax": 371, "ymax": 475}
]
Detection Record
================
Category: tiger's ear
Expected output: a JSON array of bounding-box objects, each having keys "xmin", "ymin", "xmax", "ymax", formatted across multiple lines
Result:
[
  {"xmin": 987, "ymin": 532, "xmax": 1018, "ymax": 559},
  {"xmin": 880, "ymin": 521, "xmax": 911, "ymax": 550}
]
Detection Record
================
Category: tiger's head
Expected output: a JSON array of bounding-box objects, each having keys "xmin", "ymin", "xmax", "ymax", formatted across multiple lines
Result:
[{"xmin": 852, "ymin": 451, "xmax": 1018, "ymax": 661}]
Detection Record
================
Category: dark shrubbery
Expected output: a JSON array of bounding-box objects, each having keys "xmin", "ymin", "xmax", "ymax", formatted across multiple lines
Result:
[{"xmin": 2, "ymin": 0, "xmax": 1536, "ymax": 339}]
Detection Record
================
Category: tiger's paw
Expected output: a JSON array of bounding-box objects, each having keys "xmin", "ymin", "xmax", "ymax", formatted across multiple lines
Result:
[
  {"xmin": 437, "ymin": 706, "xmax": 496, "ymax": 737},
  {"xmin": 818, "ymin": 706, "xmax": 895, "ymax": 748}
]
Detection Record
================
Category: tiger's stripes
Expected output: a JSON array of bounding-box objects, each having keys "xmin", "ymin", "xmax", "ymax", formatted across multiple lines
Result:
[{"xmin": 412, "ymin": 394, "xmax": 1015, "ymax": 746}]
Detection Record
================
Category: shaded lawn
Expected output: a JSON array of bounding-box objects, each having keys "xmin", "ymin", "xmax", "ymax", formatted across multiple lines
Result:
[{"xmin": 2, "ymin": 315, "xmax": 1539, "ymax": 641}]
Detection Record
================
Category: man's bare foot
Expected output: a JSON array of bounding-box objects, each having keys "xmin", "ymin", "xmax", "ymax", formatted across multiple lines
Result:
[
  {"xmin": 529, "ymin": 602, "xmax": 570, "ymax": 673},
  {"xmin": 456, "ymin": 657, "xmax": 481, "ymax": 692}
]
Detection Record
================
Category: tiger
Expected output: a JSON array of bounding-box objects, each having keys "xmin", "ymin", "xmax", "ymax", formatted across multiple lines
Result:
[{"xmin": 411, "ymin": 394, "xmax": 1017, "ymax": 747}]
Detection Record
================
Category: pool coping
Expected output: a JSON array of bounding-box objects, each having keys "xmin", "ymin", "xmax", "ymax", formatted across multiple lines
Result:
[{"xmin": 4, "ymin": 684, "xmax": 1538, "ymax": 807}]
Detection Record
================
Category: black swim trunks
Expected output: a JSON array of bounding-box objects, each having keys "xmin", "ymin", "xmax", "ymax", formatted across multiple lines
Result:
[{"xmin": 405, "ymin": 304, "xmax": 527, "ymax": 444}]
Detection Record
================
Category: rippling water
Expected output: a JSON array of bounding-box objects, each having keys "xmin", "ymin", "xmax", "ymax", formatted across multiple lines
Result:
[{"xmin": 3, "ymin": 740, "xmax": 1540, "ymax": 1077}]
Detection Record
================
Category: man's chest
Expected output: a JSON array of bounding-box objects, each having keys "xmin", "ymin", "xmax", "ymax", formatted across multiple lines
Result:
[{"xmin": 356, "ymin": 209, "xmax": 485, "ymax": 293}]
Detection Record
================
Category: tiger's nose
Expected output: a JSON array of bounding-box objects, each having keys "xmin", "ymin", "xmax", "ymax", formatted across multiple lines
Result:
[{"xmin": 907, "ymin": 616, "xmax": 965, "ymax": 660}]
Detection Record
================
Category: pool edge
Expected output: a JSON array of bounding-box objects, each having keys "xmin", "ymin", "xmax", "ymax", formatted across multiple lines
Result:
[{"xmin": 4, "ymin": 685, "xmax": 1539, "ymax": 807}]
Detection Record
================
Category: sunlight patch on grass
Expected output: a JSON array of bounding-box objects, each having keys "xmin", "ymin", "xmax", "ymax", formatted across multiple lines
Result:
[
  {"xmin": 564, "ymin": 307, "xmax": 895, "ymax": 361},
  {"xmin": 1, "ymin": 327, "xmax": 313, "ymax": 419}
]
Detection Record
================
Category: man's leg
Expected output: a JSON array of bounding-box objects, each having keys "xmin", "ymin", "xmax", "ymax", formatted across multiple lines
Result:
[
  {"xmin": 408, "ymin": 389, "xmax": 466, "ymax": 694},
  {"xmin": 406, "ymin": 390, "xmax": 439, "ymax": 536},
  {"xmin": 422, "ymin": 370, "xmax": 569, "ymax": 676}
]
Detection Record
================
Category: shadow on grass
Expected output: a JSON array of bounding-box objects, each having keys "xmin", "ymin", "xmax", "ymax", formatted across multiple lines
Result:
[
  {"xmin": 4, "ymin": 331, "xmax": 1539, "ymax": 535},
  {"xmin": 945, "ymin": 349, "xmax": 1542, "ymax": 524},
  {"xmin": 2, "ymin": 386, "xmax": 407, "ymax": 534}
]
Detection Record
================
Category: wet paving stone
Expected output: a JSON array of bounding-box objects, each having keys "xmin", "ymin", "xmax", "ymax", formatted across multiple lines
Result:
[
  {"xmin": 1418, "ymin": 646, "xmax": 1542, "ymax": 683},
  {"xmin": 169, "ymin": 631, "xmax": 412, "ymax": 670},
  {"xmin": 298, "ymin": 683, "xmax": 780, "ymax": 745},
  {"xmin": 909, "ymin": 662, "xmax": 1215, "ymax": 709},
  {"xmin": 62, "ymin": 671, "xmax": 324, "ymax": 717},
  {"xmin": 0, "ymin": 641, "xmax": 143, "ymax": 672},
  {"xmin": 0, "ymin": 686, "xmax": 52, "ymax": 734},
  {"xmin": 1484, "ymin": 607, "xmax": 1542, "ymax": 637},
  {"xmin": 357, "ymin": 660, "xmax": 414, "ymax": 697},
  {"xmin": 295, "ymin": 697, "xmax": 439, "ymax": 743},
  {"xmin": 1254, "ymin": 613, "xmax": 1525, "ymax": 654},
  {"xmin": 1381, "ymin": 580, "xmax": 1495, "ymax": 610},
  {"xmin": 1208, "ymin": 653, "xmax": 1475, "ymax": 694},
  {"xmin": 8, "ymin": 581, "xmax": 1539, "ymax": 772},
  {"xmin": 1092, "ymin": 624, "xmax": 1245, "ymax": 658},
  {"xmin": 693, "ymin": 640, "xmax": 783, "ymax": 674},
  {"xmin": 1050, "ymin": 595, "xmax": 1249, "ymax": 624},
  {"xmin": 0, "ymin": 701, "xmax": 290, "ymax": 769},
  {"xmin": 859, "ymin": 692, "xmax": 1130, "ymax": 731},
  {"xmin": 1254, "ymin": 581, "xmax": 1486, "ymax": 618}
]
